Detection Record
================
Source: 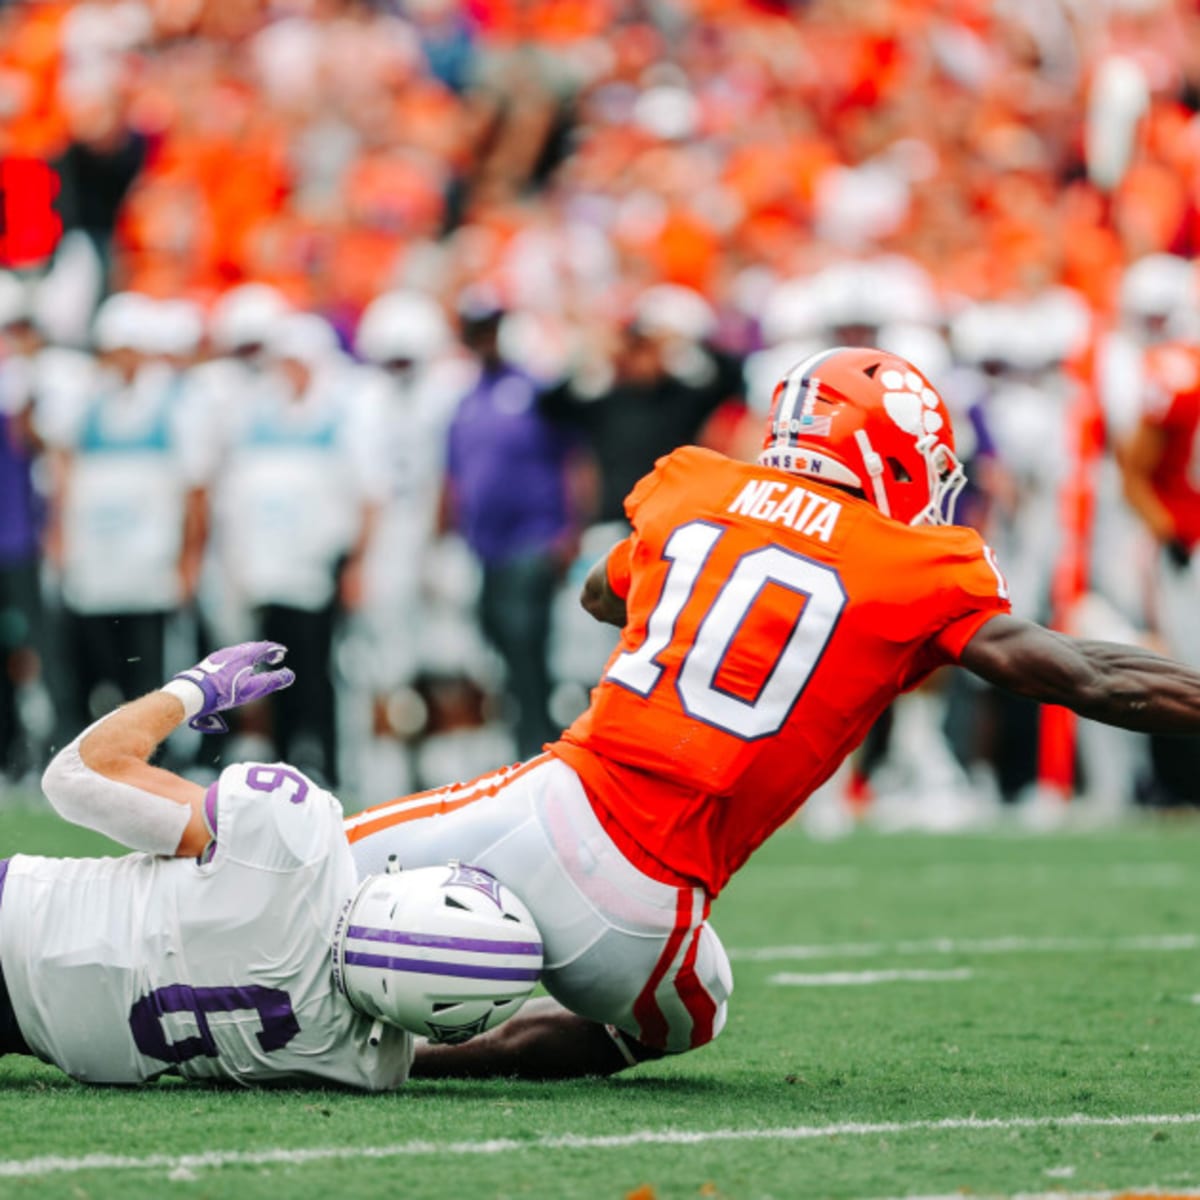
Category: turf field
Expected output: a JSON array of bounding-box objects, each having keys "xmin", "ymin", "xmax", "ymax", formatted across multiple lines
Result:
[{"xmin": 2, "ymin": 802, "xmax": 1200, "ymax": 1200}]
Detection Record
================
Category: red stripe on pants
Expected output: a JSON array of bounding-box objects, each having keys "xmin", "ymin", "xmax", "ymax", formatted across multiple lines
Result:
[
  {"xmin": 674, "ymin": 897, "xmax": 717, "ymax": 1048},
  {"xmin": 632, "ymin": 888, "xmax": 694, "ymax": 1050}
]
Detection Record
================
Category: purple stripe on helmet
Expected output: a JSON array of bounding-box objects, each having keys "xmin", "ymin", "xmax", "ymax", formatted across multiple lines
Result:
[
  {"xmin": 0, "ymin": 858, "xmax": 9, "ymax": 909},
  {"xmin": 347, "ymin": 924, "xmax": 541, "ymax": 956},
  {"xmin": 342, "ymin": 951, "xmax": 541, "ymax": 983}
]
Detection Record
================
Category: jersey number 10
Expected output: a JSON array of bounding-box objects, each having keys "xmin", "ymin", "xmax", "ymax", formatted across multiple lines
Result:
[{"xmin": 605, "ymin": 520, "xmax": 847, "ymax": 740}]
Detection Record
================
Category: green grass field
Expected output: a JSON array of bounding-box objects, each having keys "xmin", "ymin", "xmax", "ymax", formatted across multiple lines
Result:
[{"xmin": 2, "ymin": 802, "xmax": 1200, "ymax": 1200}]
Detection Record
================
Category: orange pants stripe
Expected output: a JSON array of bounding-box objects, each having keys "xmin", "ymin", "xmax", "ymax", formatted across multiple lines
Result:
[{"xmin": 344, "ymin": 755, "xmax": 551, "ymax": 845}]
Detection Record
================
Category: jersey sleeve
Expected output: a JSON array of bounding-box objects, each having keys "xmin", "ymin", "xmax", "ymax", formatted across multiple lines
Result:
[
  {"xmin": 621, "ymin": 451, "xmax": 679, "ymax": 523},
  {"xmin": 926, "ymin": 536, "xmax": 1012, "ymax": 663},
  {"xmin": 606, "ymin": 536, "xmax": 633, "ymax": 599},
  {"xmin": 209, "ymin": 762, "xmax": 346, "ymax": 873}
]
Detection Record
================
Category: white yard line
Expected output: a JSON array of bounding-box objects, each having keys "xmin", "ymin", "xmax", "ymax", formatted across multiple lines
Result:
[
  {"xmin": 770, "ymin": 968, "xmax": 973, "ymax": 986},
  {"xmin": 2, "ymin": 1112, "xmax": 1198, "ymax": 1180},
  {"xmin": 871, "ymin": 1191, "xmax": 1200, "ymax": 1200},
  {"xmin": 730, "ymin": 933, "xmax": 1200, "ymax": 962}
]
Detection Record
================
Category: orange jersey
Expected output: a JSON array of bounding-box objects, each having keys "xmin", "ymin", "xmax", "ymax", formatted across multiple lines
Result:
[
  {"xmin": 550, "ymin": 446, "xmax": 1010, "ymax": 895},
  {"xmin": 1142, "ymin": 343, "xmax": 1200, "ymax": 549}
]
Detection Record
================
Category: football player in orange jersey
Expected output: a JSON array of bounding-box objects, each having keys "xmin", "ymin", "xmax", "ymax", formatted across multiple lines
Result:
[
  {"xmin": 348, "ymin": 346, "xmax": 1200, "ymax": 1079},
  {"xmin": 1121, "ymin": 340, "xmax": 1200, "ymax": 582},
  {"xmin": 1119, "ymin": 339, "xmax": 1200, "ymax": 801}
]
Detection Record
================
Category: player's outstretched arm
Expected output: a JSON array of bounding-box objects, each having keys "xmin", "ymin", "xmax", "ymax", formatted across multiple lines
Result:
[
  {"xmin": 961, "ymin": 614, "xmax": 1200, "ymax": 734},
  {"xmin": 41, "ymin": 643, "xmax": 295, "ymax": 858},
  {"xmin": 581, "ymin": 553, "xmax": 627, "ymax": 627},
  {"xmin": 42, "ymin": 691, "xmax": 209, "ymax": 857}
]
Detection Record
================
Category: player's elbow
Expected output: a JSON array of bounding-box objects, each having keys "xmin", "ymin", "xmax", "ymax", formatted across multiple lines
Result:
[
  {"xmin": 579, "ymin": 575, "xmax": 605, "ymax": 620},
  {"xmin": 41, "ymin": 742, "xmax": 84, "ymax": 824},
  {"xmin": 42, "ymin": 734, "xmax": 121, "ymax": 823}
]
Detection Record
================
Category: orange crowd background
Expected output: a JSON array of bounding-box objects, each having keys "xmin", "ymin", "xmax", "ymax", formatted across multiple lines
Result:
[{"xmin": 3, "ymin": 0, "xmax": 1198, "ymax": 328}]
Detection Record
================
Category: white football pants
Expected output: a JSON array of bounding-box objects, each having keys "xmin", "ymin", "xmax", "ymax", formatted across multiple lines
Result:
[{"xmin": 345, "ymin": 755, "xmax": 732, "ymax": 1054}]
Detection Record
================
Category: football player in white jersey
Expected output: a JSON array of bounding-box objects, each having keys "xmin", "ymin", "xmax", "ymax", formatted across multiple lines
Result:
[{"xmin": 0, "ymin": 643, "xmax": 542, "ymax": 1088}]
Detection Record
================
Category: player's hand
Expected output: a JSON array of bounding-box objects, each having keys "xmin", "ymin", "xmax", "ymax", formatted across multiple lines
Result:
[{"xmin": 169, "ymin": 642, "xmax": 296, "ymax": 734}]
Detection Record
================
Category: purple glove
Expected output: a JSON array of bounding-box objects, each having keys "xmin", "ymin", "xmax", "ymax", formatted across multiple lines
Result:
[{"xmin": 167, "ymin": 642, "xmax": 296, "ymax": 734}]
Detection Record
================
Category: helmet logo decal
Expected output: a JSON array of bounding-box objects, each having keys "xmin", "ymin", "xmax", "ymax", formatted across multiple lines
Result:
[
  {"xmin": 881, "ymin": 369, "xmax": 944, "ymax": 438},
  {"xmin": 445, "ymin": 863, "xmax": 504, "ymax": 908}
]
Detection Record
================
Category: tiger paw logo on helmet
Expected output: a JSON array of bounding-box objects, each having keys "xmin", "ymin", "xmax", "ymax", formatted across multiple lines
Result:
[
  {"xmin": 880, "ymin": 369, "xmax": 946, "ymax": 439},
  {"xmin": 759, "ymin": 347, "xmax": 966, "ymax": 527}
]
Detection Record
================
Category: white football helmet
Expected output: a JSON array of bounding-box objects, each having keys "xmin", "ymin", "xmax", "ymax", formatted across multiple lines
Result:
[
  {"xmin": 92, "ymin": 291, "xmax": 156, "ymax": 354},
  {"xmin": 333, "ymin": 861, "xmax": 543, "ymax": 1045},
  {"xmin": 355, "ymin": 290, "xmax": 451, "ymax": 365},
  {"xmin": 209, "ymin": 282, "xmax": 290, "ymax": 353}
]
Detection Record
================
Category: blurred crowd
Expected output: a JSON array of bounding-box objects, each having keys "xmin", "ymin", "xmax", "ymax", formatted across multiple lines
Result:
[{"xmin": 2, "ymin": 0, "xmax": 1200, "ymax": 820}]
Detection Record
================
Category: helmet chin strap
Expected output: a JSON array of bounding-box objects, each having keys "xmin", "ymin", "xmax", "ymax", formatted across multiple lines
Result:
[{"xmin": 853, "ymin": 429, "xmax": 891, "ymax": 518}]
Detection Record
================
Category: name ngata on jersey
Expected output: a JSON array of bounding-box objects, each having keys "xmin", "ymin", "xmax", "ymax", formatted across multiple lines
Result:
[{"xmin": 727, "ymin": 479, "xmax": 842, "ymax": 543}]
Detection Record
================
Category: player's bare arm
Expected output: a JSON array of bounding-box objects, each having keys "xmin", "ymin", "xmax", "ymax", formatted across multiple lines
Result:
[
  {"xmin": 41, "ymin": 642, "xmax": 295, "ymax": 859},
  {"xmin": 961, "ymin": 614, "xmax": 1200, "ymax": 733},
  {"xmin": 581, "ymin": 553, "xmax": 626, "ymax": 627},
  {"xmin": 412, "ymin": 996, "xmax": 656, "ymax": 1080}
]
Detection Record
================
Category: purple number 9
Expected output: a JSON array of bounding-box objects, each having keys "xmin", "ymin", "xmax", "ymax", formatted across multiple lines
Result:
[
  {"xmin": 246, "ymin": 765, "xmax": 310, "ymax": 805},
  {"xmin": 129, "ymin": 984, "xmax": 300, "ymax": 1064}
]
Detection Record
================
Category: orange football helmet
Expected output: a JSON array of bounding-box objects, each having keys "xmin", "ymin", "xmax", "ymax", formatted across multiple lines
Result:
[{"xmin": 758, "ymin": 346, "xmax": 966, "ymax": 526}]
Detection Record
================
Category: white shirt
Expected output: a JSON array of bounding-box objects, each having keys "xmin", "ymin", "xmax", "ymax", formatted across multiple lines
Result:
[
  {"xmin": 0, "ymin": 762, "xmax": 413, "ymax": 1089},
  {"xmin": 49, "ymin": 361, "xmax": 206, "ymax": 614},
  {"xmin": 213, "ymin": 362, "xmax": 384, "ymax": 610}
]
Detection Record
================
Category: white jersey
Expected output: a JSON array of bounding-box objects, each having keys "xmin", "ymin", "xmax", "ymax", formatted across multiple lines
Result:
[
  {"xmin": 357, "ymin": 359, "xmax": 467, "ymax": 689},
  {"xmin": 212, "ymin": 362, "xmax": 386, "ymax": 611},
  {"xmin": 47, "ymin": 361, "xmax": 209, "ymax": 614},
  {"xmin": 0, "ymin": 763, "xmax": 412, "ymax": 1089}
]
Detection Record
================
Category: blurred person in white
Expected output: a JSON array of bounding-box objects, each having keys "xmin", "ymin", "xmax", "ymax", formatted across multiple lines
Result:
[
  {"xmin": 0, "ymin": 642, "xmax": 539, "ymax": 1087},
  {"xmin": 350, "ymin": 289, "xmax": 475, "ymax": 797},
  {"xmin": 1093, "ymin": 254, "xmax": 1198, "ymax": 628},
  {"xmin": 183, "ymin": 283, "xmax": 292, "ymax": 653},
  {"xmin": 1074, "ymin": 259, "xmax": 1200, "ymax": 812},
  {"xmin": 946, "ymin": 288, "xmax": 1152, "ymax": 817},
  {"xmin": 206, "ymin": 312, "xmax": 385, "ymax": 787},
  {"xmin": 40, "ymin": 292, "xmax": 209, "ymax": 746},
  {"xmin": 1119, "ymin": 340, "xmax": 1200, "ymax": 805},
  {"xmin": 944, "ymin": 297, "xmax": 1079, "ymax": 806}
]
